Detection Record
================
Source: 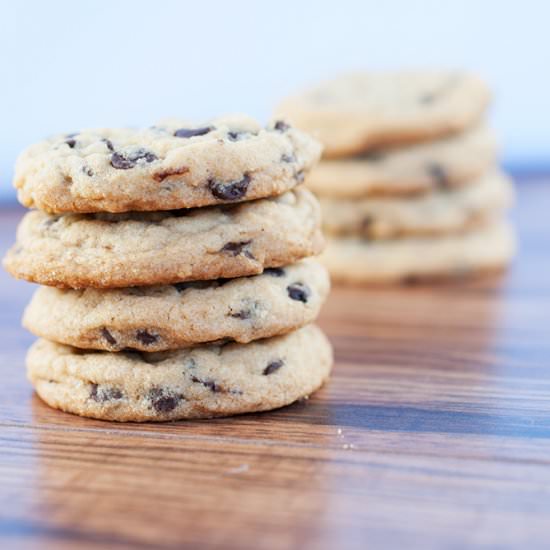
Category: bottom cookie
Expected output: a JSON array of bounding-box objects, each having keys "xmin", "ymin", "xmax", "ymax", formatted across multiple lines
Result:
[
  {"xmin": 27, "ymin": 325, "xmax": 333, "ymax": 422},
  {"xmin": 321, "ymin": 220, "xmax": 516, "ymax": 284}
]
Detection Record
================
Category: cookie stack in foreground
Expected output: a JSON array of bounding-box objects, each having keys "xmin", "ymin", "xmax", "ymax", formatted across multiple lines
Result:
[
  {"xmin": 277, "ymin": 72, "xmax": 516, "ymax": 284},
  {"xmin": 3, "ymin": 115, "xmax": 333, "ymax": 421}
]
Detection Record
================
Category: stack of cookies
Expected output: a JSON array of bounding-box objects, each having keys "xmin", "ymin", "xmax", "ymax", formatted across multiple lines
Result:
[
  {"xmin": 3, "ymin": 115, "xmax": 333, "ymax": 422},
  {"xmin": 277, "ymin": 72, "xmax": 516, "ymax": 284}
]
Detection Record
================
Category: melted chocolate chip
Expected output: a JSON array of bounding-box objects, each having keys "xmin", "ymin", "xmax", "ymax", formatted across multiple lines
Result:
[
  {"xmin": 361, "ymin": 216, "xmax": 374, "ymax": 236},
  {"xmin": 90, "ymin": 383, "xmax": 123, "ymax": 402},
  {"xmin": 263, "ymin": 359, "xmax": 284, "ymax": 375},
  {"xmin": 148, "ymin": 387, "xmax": 182, "ymax": 413},
  {"xmin": 209, "ymin": 174, "xmax": 251, "ymax": 201},
  {"xmin": 136, "ymin": 329, "xmax": 158, "ymax": 346},
  {"xmin": 287, "ymin": 282, "xmax": 310, "ymax": 303},
  {"xmin": 264, "ymin": 267, "xmax": 285, "ymax": 277},
  {"xmin": 274, "ymin": 120, "xmax": 290, "ymax": 132},
  {"xmin": 43, "ymin": 216, "xmax": 61, "ymax": 228},
  {"xmin": 427, "ymin": 163, "xmax": 450, "ymax": 189},
  {"xmin": 65, "ymin": 138, "xmax": 76, "ymax": 148},
  {"xmin": 102, "ymin": 138, "xmax": 114, "ymax": 151},
  {"xmin": 191, "ymin": 375, "xmax": 221, "ymax": 393},
  {"xmin": 173, "ymin": 280, "xmax": 214, "ymax": 292},
  {"xmin": 101, "ymin": 328, "xmax": 117, "ymax": 345},
  {"xmin": 281, "ymin": 153, "xmax": 296, "ymax": 163},
  {"xmin": 174, "ymin": 126, "xmax": 213, "ymax": 138},
  {"xmin": 111, "ymin": 149, "xmax": 158, "ymax": 170},
  {"xmin": 357, "ymin": 149, "xmax": 385, "ymax": 162},
  {"xmin": 229, "ymin": 308, "xmax": 251, "ymax": 320},
  {"xmin": 419, "ymin": 92, "xmax": 436, "ymax": 105},
  {"xmin": 220, "ymin": 240, "xmax": 254, "ymax": 259}
]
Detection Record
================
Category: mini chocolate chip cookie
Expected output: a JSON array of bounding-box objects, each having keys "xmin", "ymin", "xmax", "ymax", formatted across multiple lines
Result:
[
  {"xmin": 14, "ymin": 115, "xmax": 321, "ymax": 213},
  {"xmin": 276, "ymin": 71, "xmax": 491, "ymax": 157},
  {"xmin": 23, "ymin": 259, "xmax": 330, "ymax": 351},
  {"xmin": 27, "ymin": 324, "xmax": 333, "ymax": 421},
  {"xmin": 3, "ymin": 188, "xmax": 324, "ymax": 288}
]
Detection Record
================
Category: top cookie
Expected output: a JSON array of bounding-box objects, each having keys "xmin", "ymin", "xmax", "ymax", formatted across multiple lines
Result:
[
  {"xmin": 276, "ymin": 71, "xmax": 491, "ymax": 158},
  {"xmin": 14, "ymin": 115, "xmax": 322, "ymax": 213}
]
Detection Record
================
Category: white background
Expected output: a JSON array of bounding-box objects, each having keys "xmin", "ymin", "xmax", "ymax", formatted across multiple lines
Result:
[{"xmin": 1, "ymin": 0, "xmax": 549, "ymax": 201}]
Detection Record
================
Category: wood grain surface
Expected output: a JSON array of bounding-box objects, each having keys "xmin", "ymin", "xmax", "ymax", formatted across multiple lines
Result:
[{"xmin": 1, "ymin": 176, "xmax": 549, "ymax": 550}]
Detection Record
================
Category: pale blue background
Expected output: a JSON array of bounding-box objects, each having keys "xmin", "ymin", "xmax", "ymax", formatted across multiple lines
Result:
[{"xmin": 1, "ymin": 0, "xmax": 549, "ymax": 201}]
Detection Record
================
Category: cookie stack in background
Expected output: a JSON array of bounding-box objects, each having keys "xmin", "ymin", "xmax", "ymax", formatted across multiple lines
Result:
[
  {"xmin": 3, "ymin": 115, "xmax": 333, "ymax": 422},
  {"xmin": 277, "ymin": 71, "xmax": 516, "ymax": 284}
]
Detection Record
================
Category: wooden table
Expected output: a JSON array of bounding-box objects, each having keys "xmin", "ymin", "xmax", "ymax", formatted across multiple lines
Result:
[{"xmin": 1, "ymin": 176, "xmax": 549, "ymax": 550}]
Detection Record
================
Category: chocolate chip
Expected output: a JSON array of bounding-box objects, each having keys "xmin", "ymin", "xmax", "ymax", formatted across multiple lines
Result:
[
  {"xmin": 361, "ymin": 216, "xmax": 373, "ymax": 236},
  {"xmin": 402, "ymin": 275, "xmax": 421, "ymax": 285},
  {"xmin": 136, "ymin": 329, "xmax": 158, "ymax": 346},
  {"xmin": 281, "ymin": 153, "xmax": 296, "ymax": 163},
  {"xmin": 287, "ymin": 282, "xmax": 310, "ymax": 303},
  {"xmin": 152, "ymin": 165, "xmax": 189, "ymax": 182},
  {"xmin": 65, "ymin": 138, "xmax": 76, "ymax": 148},
  {"xmin": 419, "ymin": 92, "xmax": 436, "ymax": 104},
  {"xmin": 220, "ymin": 240, "xmax": 254, "ymax": 259},
  {"xmin": 90, "ymin": 383, "xmax": 123, "ymax": 402},
  {"xmin": 227, "ymin": 130, "xmax": 249, "ymax": 141},
  {"xmin": 191, "ymin": 375, "xmax": 221, "ymax": 393},
  {"xmin": 102, "ymin": 138, "xmax": 114, "ymax": 151},
  {"xmin": 148, "ymin": 387, "xmax": 183, "ymax": 413},
  {"xmin": 111, "ymin": 149, "xmax": 158, "ymax": 170},
  {"xmin": 264, "ymin": 267, "xmax": 285, "ymax": 277},
  {"xmin": 427, "ymin": 163, "xmax": 450, "ymax": 189},
  {"xmin": 43, "ymin": 215, "xmax": 61, "ymax": 228},
  {"xmin": 173, "ymin": 281, "xmax": 211, "ymax": 292},
  {"xmin": 358, "ymin": 149, "xmax": 385, "ymax": 162},
  {"xmin": 174, "ymin": 126, "xmax": 213, "ymax": 138},
  {"xmin": 209, "ymin": 174, "xmax": 251, "ymax": 201},
  {"xmin": 82, "ymin": 166, "xmax": 94, "ymax": 177},
  {"xmin": 274, "ymin": 120, "xmax": 290, "ymax": 132},
  {"xmin": 101, "ymin": 328, "xmax": 117, "ymax": 345},
  {"xmin": 229, "ymin": 308, "xmax": 251, "ymax": 320},
  {"xmin": 263, "ymin": 359, "xmax": 284, "ymax": 375},
  {"xmin": 295, "ymin": 170, "xmax": 305, "ymax": 183}
]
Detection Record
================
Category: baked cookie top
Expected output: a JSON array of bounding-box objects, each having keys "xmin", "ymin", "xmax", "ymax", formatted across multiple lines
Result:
[
  {"xmin": 3, "ymin": 188, "xmax": 324, "ymax": 289},
  {"xmin": 14, "ymin": 115, "xmax": 322, "ymax": 213},
  {"xmin": 276, "ymin": 71, "xmax": 491, "ymax": 157},
  {"xmin": 24, "ymin": 259, "xmax": 330, "ymax": 351}
]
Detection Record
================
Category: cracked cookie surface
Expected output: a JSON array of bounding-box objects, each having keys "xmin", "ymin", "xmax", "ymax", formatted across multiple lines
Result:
[
  {"xmin": 15, "ymin": 115, "xmax": 322, "ymax": 213},
  {"xmin": 3, "ymin": 188, "xmax": 324, "ymax": 288},
  {"xmin": 27, "ymin": 324, "xmax": 333, "ymax": 422},
  {"xmin": 24, "ymin": 259, "xmax": 330, "ymax": 351},
  {"xmin": 276, "ymin": 71, "xmax": 491, "ymax": 157}
]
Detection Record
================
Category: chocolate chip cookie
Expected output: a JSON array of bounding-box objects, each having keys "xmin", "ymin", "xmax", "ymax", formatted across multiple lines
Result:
[
  {"xmin": 15, "ymin": 115, "xmax": 322, "ymax": 213},
  {"xmin": 3, "ymin": 188, "xmax": 324, "ymax": 288},
  {"xmin": 23, "ymin": 259, "xmax": 329, "ymax": 351},
  {"xmin": 27, "ymin": 324, "xmax": 333, "ymax": 421},
  {"xmin": 320, "ymin": 171, "xmax": 514, "ymax": 239},
  {"xmin": 322, "ymin": 220, "xmax": 515, "ymax": 284},
  {"xmin": 307, "ymin": 125, "xmax": 497, "ymax": 198},
  {"xmin": 276, "ymin": 71, "xmax": 491, "ymax": 157}
]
